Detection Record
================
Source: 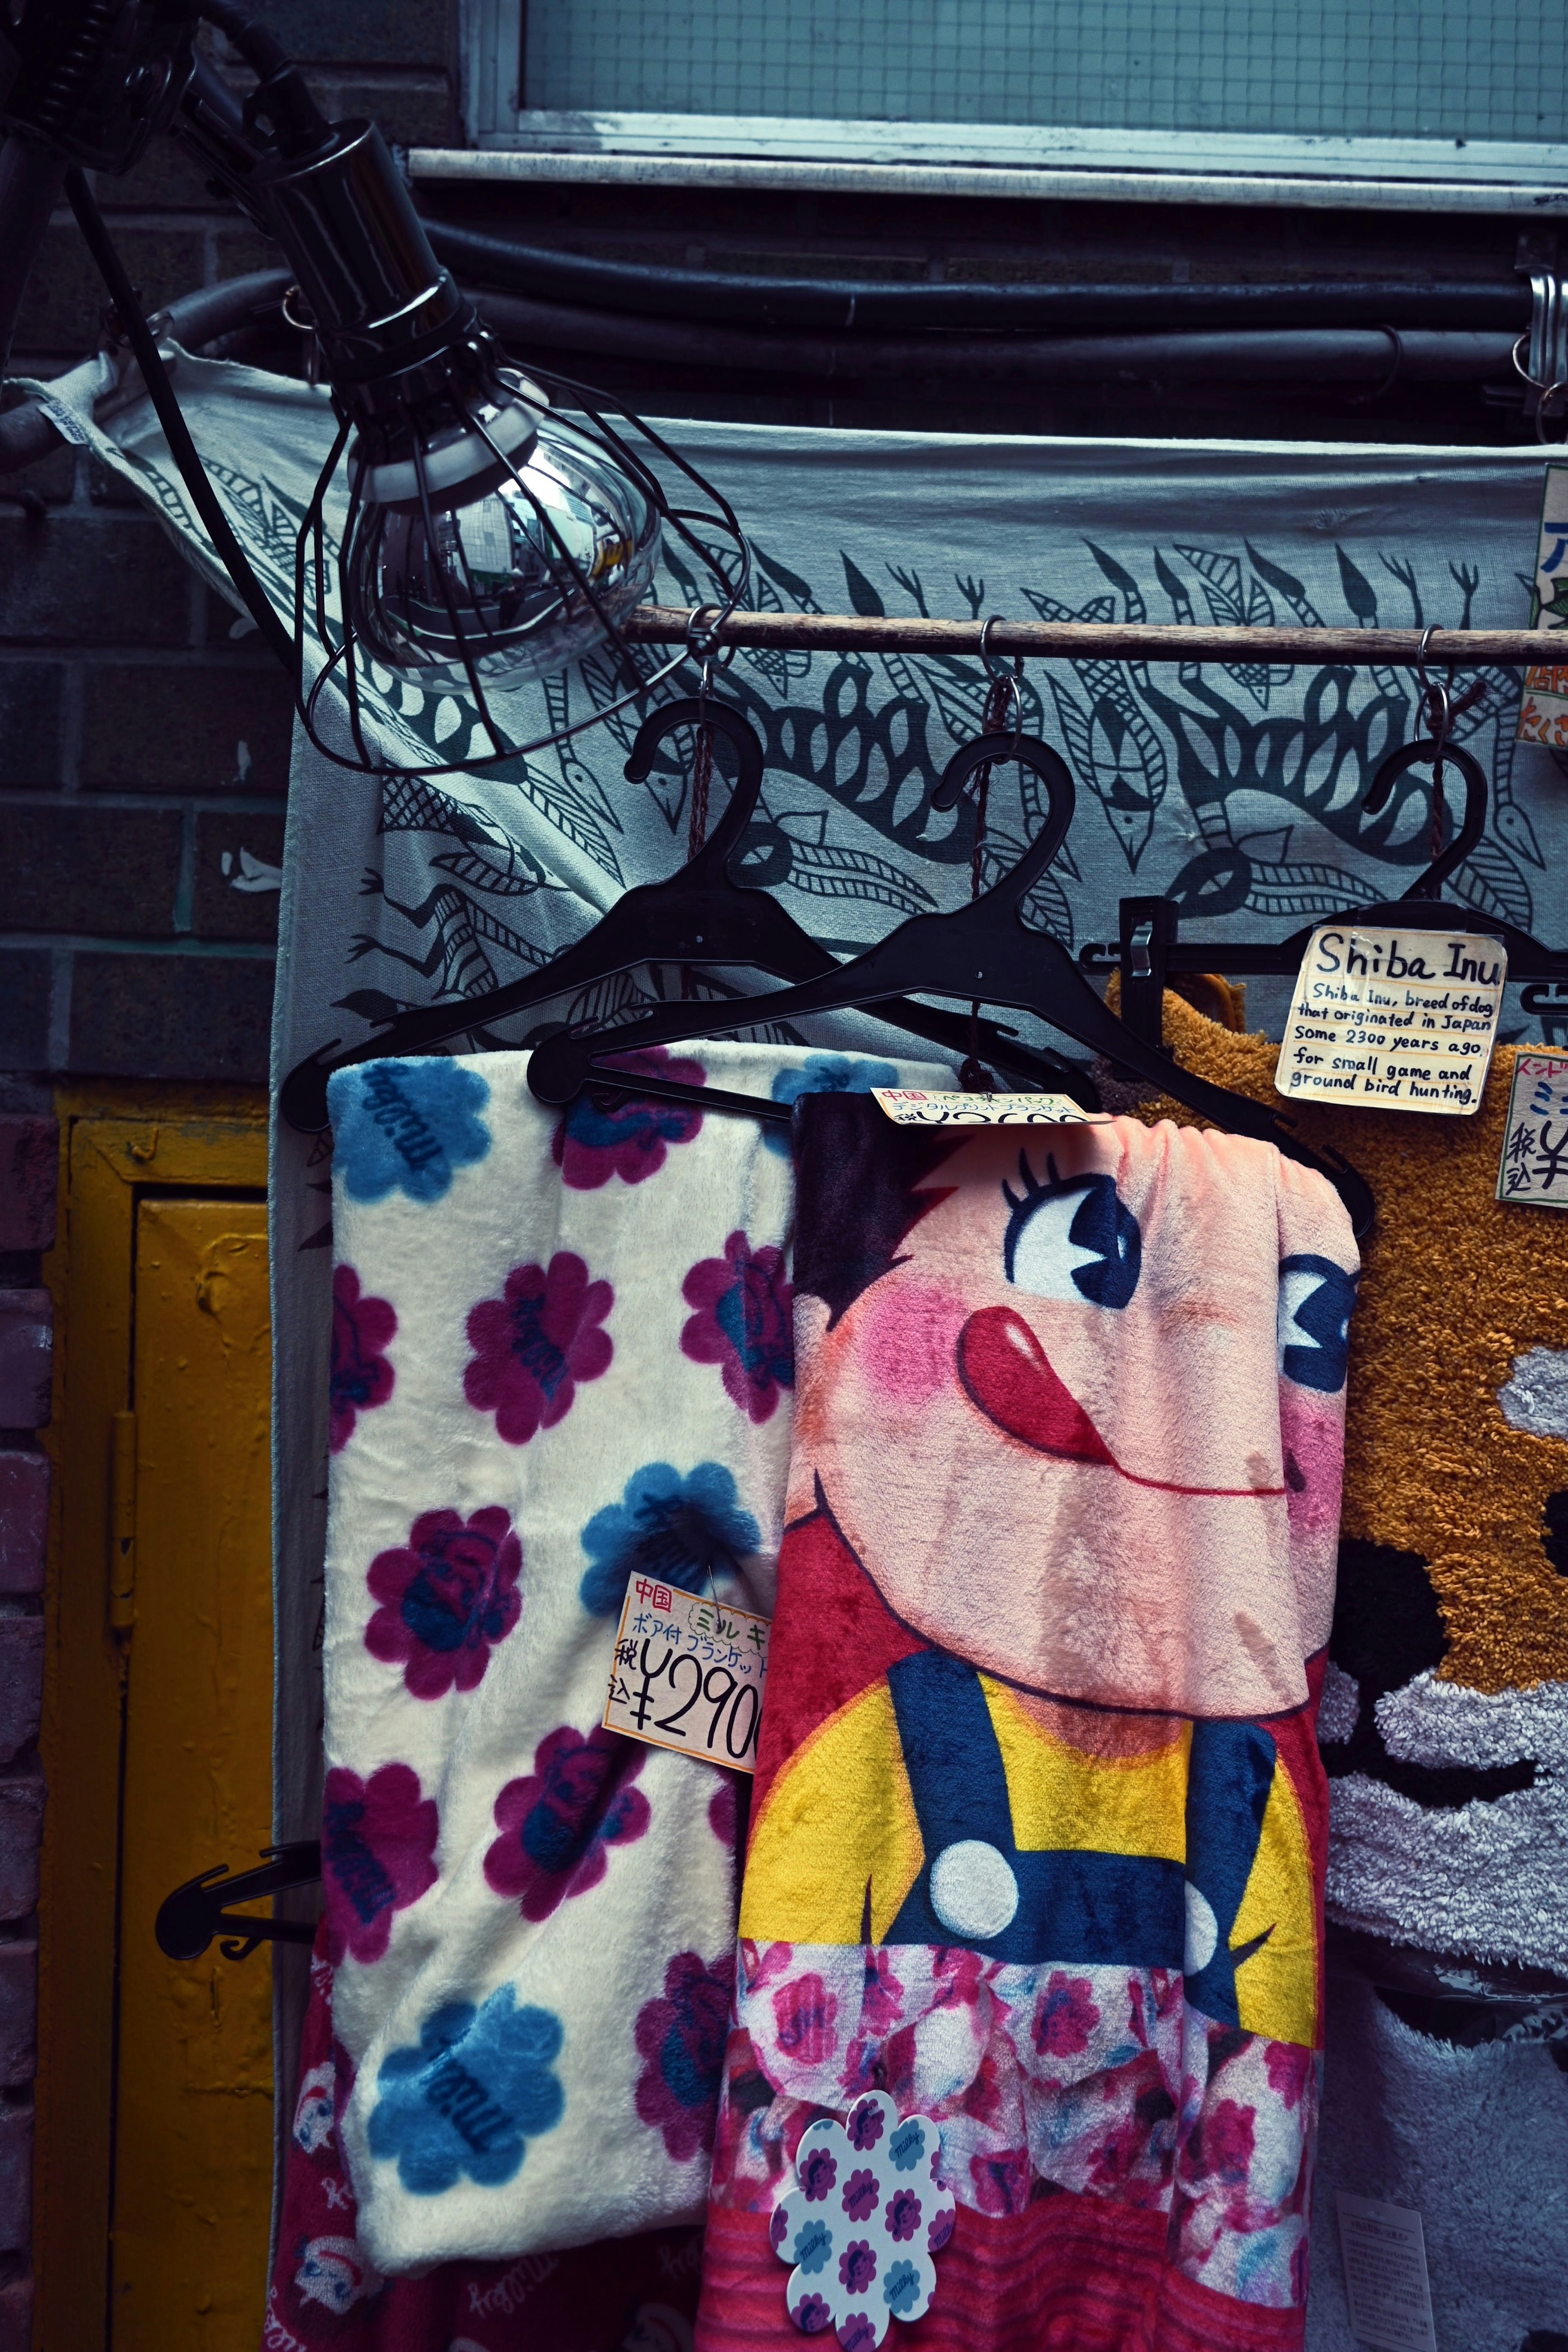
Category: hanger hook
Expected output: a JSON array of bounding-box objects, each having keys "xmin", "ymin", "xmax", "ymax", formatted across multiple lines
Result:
[
  {"xmin": 978, "ymin": 617, "xmax": 1025, "ymax": 751},
  {"xmin": 686, "ymin": 603, "xmax": 735, "ymax": 672},
  {"xmin": 1414, "ymin": 622, "xmax": 1453, "ymax": 747}
]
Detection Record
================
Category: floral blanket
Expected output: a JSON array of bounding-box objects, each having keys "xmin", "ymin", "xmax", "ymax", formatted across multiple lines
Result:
[
  {"xmin": 699, "ymin": 1099, "xmax": 1359, "ymax": 2351},
  {"xmin": 265, "ymin": 1926, "xmax": 706, "ymax": 2352},
  {"xmin": 307, "ymin": 1043, "xmax": 949, "ymax": 2274}
]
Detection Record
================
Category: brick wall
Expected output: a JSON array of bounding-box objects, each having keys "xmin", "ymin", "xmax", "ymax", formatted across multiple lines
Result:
[
  {"xmin": 0, "ymin": 7, "xmax": 457, "ymax": 2336},
  {"xmin": 0, "ymin": 0, "xmax": 458, "ymax": 1084},
  {"xmin": 0, "ymin": 1087, "xmax": 56, "ymax": 2349}
]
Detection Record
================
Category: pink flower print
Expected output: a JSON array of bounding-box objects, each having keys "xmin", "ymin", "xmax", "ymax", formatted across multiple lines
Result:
[
  {"xmin": 838, "ymin": 2241, "xmax": 878, "ymax": 2296},
  {"xmin": 1265, "ymin": 2041, "xmax": 1314, "ymax": 2111},
  {"xmin": 840, "ymin": 2311, "xmax": 879, "ymax": 2352},
  {"xmin": 321, "ymin": 1762, "xmax": 438, "ymax": 1965},
  {"xmin": 483, "ymin": 1725, "xmax": 650, "ymax": 1921},
  {"xmin": 1290, "ymin": 2237, "xmax": 1310, "ymax": 2306},
  {"xmin": 464, "ymin": 1251, "xmax": 612, "ymax": 1445},
  {"xmin": 773, "ymin": 1973, "xmax": 839, "ymax": 2067},
  {"xmin": 880, "ymin": 2024, "xmax": 918, "ymax": 2112},
  {"xmin": 860, "ymin": 1951, "xmax": 905, "ymax": 2036},
  {"xmin": 959, "ymin": 2048, "xmax": 1009, "ymax": 2131},
  {"xmin": 842, "ymin": 2168, "xmax": 879, "ymax": 2222},
  {"xmin": 791, "ymin": 2293, "xmax": 833, "ymax": 2334},
  {"xmin": 886, "ymin": 2187, "xmax": 923, "ymax": 2242},
  {"xmin": 1033, "ymin": 1970, "xmax": 1100, "ymax": 2059},
  {"xmin": 552, "ymin": 1047, "xmax": 707, "ymax": 1189},
  {"xmin": 364, "ymin": 1505, "xmax": 521, "ymax": 1699},
  {"xmin": 330, "ymin": 1267, "xmax": 396, "ymax": 1451},
  {"xmin": 681, "ymin": 1230, "xmax": 794, "ymax": 1425},
  {"xmin": 970, "ymin": 2149, "xmax": 1030, "ymax": 2216},
  {"xmin": 634, "ymin": 1947, "xmax": 735, "ymax": 2164},
  {"xmin": 928, "ymin": 2204, "xmax": 955, "ymax": 2254},
  {"xmin": 709, "ymin": 1776, "xmax": 738, "ymax": 1849},
  {"xmin": 799, "ymin": 2146, "xmax": 839, "ymax": 2203},
  {"xmin": 1088, "ymin": 2111, "xmax": 1148, "ymax": 2194},
  {"xmin": 932, "ymin": 1947, "xmax": 987, "ymax": 2010},
  {"xmin": 1187, "ymin": 2098, "xmax": 1256, "ymax": 2189},
  {"xmin": 742, "ymin": 1940, "xmax": 797, "ymax": 1998}
]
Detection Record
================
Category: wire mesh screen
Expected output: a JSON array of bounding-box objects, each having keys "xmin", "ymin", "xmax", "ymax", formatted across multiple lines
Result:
[{"xmin": 522, "ymin": 0, "xmax": 1565, "ymax": 143}]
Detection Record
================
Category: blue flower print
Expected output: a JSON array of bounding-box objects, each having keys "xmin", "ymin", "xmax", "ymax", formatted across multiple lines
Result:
[
  {"xmin": 366, "ymin": 1984, "xmax": 564, "ymax": 2194},
  {"xmin": 763, "ymin": 1054, "xmax": 901, "ymax": 1154},
  {"xmin": 329, "ymin": 1059, "xmax": 491, "ymax": 1206},
  {"xmin": 789, "ymin": 2218, "xmax": 834, "ymax": 2275},
  {"xmin": 579, "ymin": 1460, "xmax": 762, "ymax": 1616},
  {"xmin": 885, "ymin": 2259, "xmax": 924, "ymax": 2317}
]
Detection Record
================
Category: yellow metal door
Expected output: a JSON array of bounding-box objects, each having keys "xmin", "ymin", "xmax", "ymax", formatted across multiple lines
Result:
[{"xmin": 109, "ymin": 1197, "xmax": 275, "ymax": 2348}]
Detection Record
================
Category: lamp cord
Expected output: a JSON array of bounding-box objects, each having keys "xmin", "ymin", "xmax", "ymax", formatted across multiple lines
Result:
[{"xmin": 62, "ymin": 167, "xmax": 294, "ymax": 674}]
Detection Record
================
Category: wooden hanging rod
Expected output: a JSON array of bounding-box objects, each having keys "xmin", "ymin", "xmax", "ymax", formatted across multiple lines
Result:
[{"xmin": 622, "ymin": 604, "xmax": 1567, "ymax": 668}]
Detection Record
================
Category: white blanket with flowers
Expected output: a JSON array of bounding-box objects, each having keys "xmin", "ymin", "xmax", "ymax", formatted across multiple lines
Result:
[{"xmin": 318, "ymin": 1041, "xmax": 950, "ymax": 2270}]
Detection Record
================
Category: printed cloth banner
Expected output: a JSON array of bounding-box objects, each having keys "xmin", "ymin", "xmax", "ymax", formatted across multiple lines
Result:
[{"xmin": 268, "ymin": 1921, "xmax": 707, "ymax": 2349}]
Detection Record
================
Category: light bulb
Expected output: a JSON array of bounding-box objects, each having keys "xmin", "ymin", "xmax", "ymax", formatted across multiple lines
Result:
[{"xmin": 345, "ymin": 371, "xmax": 662, "ymax": 694}]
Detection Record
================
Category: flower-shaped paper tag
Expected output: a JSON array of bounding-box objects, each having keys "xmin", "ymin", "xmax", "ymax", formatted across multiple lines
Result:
[{"xmin": 769, "ymin": 2091, "xmax": 954, "ymax": 2349}]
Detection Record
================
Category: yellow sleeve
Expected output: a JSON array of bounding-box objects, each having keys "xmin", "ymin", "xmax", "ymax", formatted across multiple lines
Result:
[
  {"xmin": 1231, "ymin": 1763, "xmax": 1319, "ymax": 2048},
  {"xmin": 740, "ymin": 1679, "xmax": 924, "ymax": 1946}
]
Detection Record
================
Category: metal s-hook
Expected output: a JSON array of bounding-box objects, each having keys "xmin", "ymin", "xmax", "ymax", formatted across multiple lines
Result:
[
  {"xmin": 1406, "ymin": 622, "xmax": 1489, "ymax": 865},
  {"xmin": 979, "ymin": 615, "xmax": 1025, "ymax": 752},
  {"xmin": 1414, "ymin": 622, "xmax": 1452, "ymax": 747},
  {"xmin": 682, "ymin": 606, "xmax": 736, "ymax": 859}
]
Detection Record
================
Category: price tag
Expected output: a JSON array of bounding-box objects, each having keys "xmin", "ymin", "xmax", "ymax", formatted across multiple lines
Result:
[
  {"xmin": 1518, "ymin": 460, "xmax": 1568, "ymax": 748},
  {"xmin": 1277, "ymin": 925, "xmax": 1506, "ymax": 1115},
  {"xmin": 603, "ymin": 1579, "xmax": 771, "ymax": 1773},
  {"xmin": 873, "ymin": 1089, "xmax": 1109, "ymax": 1126},
  {"xmin": 1334, "ymin": 2193, "xmax": 1437, "ymax": 2352},
  {"xmin": 1497, "ymin": 1047, "xmax": 1568, "ymax": 1205}
]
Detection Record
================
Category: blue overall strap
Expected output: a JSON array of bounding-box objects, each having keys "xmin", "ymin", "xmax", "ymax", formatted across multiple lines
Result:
[
  {"xmin": 1183, "ymin": 1719, "xmax": 1278, "ymax": 2026},
  {"xmin": 883, "ymin": 1650, "xmax": 1184, "ymax": 1969},
  {"xmin": 886, "ymin": 1649, "xmax": 1016, "ymax": 1853}
]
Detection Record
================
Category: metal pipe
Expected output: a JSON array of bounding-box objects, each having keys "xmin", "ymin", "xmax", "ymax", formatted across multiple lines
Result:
[
  {"xmin": 621, "ymin": 605, "xmax": 1567, "ymax": 668},
  {"xmin": 474, "ymin": 290, "xmax": 1513, "ymax": 384},
  {"xmin": 428, "ymin": 218, "xmax": 1530, "ymax": 335}
]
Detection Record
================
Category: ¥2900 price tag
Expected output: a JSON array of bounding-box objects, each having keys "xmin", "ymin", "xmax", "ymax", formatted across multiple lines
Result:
[{"xmin": 602, "ymin": 1579, "xmax": 771, "ymax": 1773}]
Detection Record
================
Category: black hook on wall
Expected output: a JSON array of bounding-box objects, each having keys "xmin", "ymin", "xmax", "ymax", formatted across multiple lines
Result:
[{"xmin": 155, "ymin": 1840, "xmax": 321, "ymax": 1964}]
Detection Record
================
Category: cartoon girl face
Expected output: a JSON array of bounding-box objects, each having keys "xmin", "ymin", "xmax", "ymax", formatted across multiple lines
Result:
[{"xmin": 790, "ymin": 1120, "xmax": 1348, "ymax": 1719}]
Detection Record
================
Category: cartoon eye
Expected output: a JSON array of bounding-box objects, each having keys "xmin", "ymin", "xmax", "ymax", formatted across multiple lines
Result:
[
  {"xmin": 1000, "ymin": 1152, "xmax": 1141, "ymax": 1309},
  {"xmin": 1278, "ymin": 1254, "xmax": 1357, "ymax": 1392}
]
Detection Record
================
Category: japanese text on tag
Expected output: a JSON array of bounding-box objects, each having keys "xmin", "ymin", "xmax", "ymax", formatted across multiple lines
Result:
[
  {"xmin": 874, "ymin": 1089, "xmax": 1107, "ymax": 1126},
  {"xmin": 1498, "ymin": 1048, "xmax": 1568, "ymax": 1206},
  {"xmin": 603, "ymin": 1578, "xmax": 771, "ymax": 1772}
]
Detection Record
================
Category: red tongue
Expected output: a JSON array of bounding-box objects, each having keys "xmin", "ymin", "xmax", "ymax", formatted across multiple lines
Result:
[{"xmin": 957, "ymin": 1306, "xmax": 1116, "ymax": 1466}]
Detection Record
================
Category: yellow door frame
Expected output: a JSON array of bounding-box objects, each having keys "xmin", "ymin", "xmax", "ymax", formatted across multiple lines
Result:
[{"xmin": 36, "ymin": 1086, "xmax": 269, "ymax": 2352}]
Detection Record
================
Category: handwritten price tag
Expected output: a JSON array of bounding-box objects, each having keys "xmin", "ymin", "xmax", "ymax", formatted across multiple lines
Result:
[
  {"xmin": 602, "ymin": 1579, "xmax": 771, "ymax": 1773},
  {"xmin": 1498, "ymin": 1048, "xmax": 1568, "ymax": 1206},
  {"xmin": 874, "ymin": 1089, "xmax": 1107, "ymax": 1126},
  {"xmin": 1277, "ymin": 925, "xmax": 1506, "ymax": 1116}
]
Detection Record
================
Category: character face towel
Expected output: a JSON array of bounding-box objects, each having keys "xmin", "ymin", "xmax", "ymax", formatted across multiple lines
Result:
[
  {"xmin": 699, "ymin": 1099, "xmax": 1359, "ymax": 2352},
  {"xmin": 314, "ymin": 1043, "xmax": 950, "ymax": 2272}
]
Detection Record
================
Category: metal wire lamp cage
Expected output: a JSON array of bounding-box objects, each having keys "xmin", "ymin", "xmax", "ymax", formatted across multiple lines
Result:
[{"xmin": 0, "ymin": 0, "xmax": 750, "ymax": 784}]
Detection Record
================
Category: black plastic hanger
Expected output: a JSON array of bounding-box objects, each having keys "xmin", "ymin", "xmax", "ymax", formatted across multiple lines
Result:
[
  {"xmin": 1084, "ymin": 731, "xmax": 1568, "ymax": 1050},
  {"xmin": 280, "ymin": 699, "xmax": 1096, "ymax": 1133},
  {"xmin": 527, "ymin": 732, "xmax": 1375, "ymax": 1237},
  {"xmin": 155, "ymin": 1841, "xmax": 321, "ymax": 1964}
]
